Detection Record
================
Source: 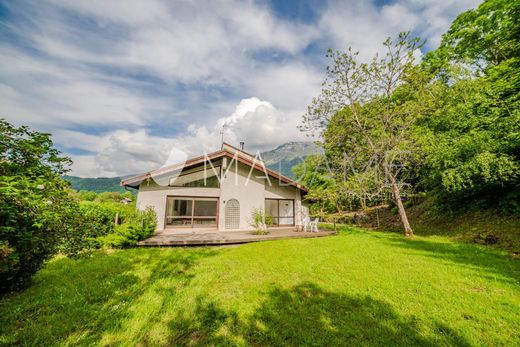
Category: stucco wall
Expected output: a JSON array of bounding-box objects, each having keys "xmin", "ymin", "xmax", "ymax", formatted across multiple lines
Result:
[
  {"xmin": 136, "ymin": 162, "xmax": 308, "ymax": 232},
  {"xmin": 219, "ymin": 162, "xmax": 265, "ymax": 230}
]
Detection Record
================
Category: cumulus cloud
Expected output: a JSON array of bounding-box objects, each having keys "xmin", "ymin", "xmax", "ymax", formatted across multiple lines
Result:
[
  {"xmin": 0, "ymin": 0, "xmax": 481, "ymax": 177},
  {"xmin": 67, "ymin": 97, "xmax": 308, "ymax": 177},
  {"xmin": 182, "ymin": 97, "xmax": 309, "ymax": 154},
  {"xmin": 64, "ymin": 129, "xmax": 178, "ymax": 177}
]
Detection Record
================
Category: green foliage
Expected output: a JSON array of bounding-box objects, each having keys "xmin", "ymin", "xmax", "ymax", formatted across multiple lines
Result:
[
  {"xmin": 0, "ymin": 119, "xmax": 85, "ymax": 292},
  {"xmin": 79, "ymin": 202, "xmax": 116, "ymax": 237},
  {"xmin": 0, "ymin": 119, "xmax": 72, "ymax": 177},
  {"xmin": 249, "ymin": 208, "xmax": 271, "ymax": 234},
  {"xmin": 97, "ymin": 208, "xmax": 156, "ymax": 248},
  {"xmin": 416, "ymin": 0, "xmax": 520, "ymax": 212},
  {"xmin": 76, "ymin": 190, "xmax": 97, "ymax": 201},
  {"xmin": 302, "ymin": 1, "xmax": 520, "ymax": 217},
  {"xmin": 94, "ymin": 191, "xmax": 125, "ymax": 203},
  {"xmin": 293, "ymin": 154, "xmax": 346, "ymax": 213},
  {"xmin": 437, "ymin": 0, "xmax": 519, "ymax": 68},
  {"xmin": 62, "ymin": 175, "xmax": 126, "ymax": 194},
  {"xmin": 0, "ymin": 119, "xmax": 142, "ymax": 292}
]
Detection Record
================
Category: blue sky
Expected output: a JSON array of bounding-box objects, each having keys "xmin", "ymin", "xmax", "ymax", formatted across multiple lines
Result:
[{"xmin": 0, "ymin": 0, "xmax": 479, "ymax": 177}]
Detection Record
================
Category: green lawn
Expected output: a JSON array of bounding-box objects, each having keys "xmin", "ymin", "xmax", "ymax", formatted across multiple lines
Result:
[{"xmin": 1, "ymin": 227, "xmax": 519, "ymax": 346}]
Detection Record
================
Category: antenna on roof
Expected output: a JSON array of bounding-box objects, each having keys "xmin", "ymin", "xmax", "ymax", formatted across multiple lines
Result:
[
  {"xmin": 240, "ymin": 142, "xmax": 244, "ymax": 151},
  {"xmin": 220, "ymin": 125, "xmax": 228, "ymax": 146}
]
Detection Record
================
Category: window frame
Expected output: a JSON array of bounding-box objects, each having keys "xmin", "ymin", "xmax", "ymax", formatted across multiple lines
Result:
[
  {"xmin": 165, "ymin": 196, "xmax": 219, "ymax": 228},
  {"xmin": 168, "ymin": 165, "xmax": 221, "ymax": 188},
  {"xmin": 265, "ymin": 198, "xmax": 295, "ymax": 227}
]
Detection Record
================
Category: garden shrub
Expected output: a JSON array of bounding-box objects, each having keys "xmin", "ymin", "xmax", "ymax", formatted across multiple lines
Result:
[
  {"xmin": 0, "ymin": 119, "xmax": 92, "ymax": 292},
  {"xmin": 58, "ymin": 202, "xmax": 119, "ymax": 254},
  {"xmin": 79, "ymin": 202, "xmax": 116, "ymax": 237},
  {"xmin": 250, "ymin": 208, "xmax": 271, "ymax": 235},
  {"xmin": 97, "ymin": 207, "xmax": 157, "ymax": 248},
  {"xmin": 0, "ymin": 176, "xmax": 85, "ymax": 292},
  {"xmin": 76, "ymin": 190, "xmax": 97, "ymax": 201}
]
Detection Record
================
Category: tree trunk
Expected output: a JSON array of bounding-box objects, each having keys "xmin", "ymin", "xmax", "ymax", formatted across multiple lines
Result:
[{"xmin": 389, "ymin": 176, "xmax": 414, "ymax": 237}]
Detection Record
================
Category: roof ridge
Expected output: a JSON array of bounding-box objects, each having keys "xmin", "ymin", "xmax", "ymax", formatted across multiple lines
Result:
[{"xmin": 121, "ymin": 148, "xmax": 307, "ymax": 192}]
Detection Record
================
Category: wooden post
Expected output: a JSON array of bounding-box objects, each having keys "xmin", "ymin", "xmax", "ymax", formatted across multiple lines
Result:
[{"xmin": 114, "ymin": 213, "xmax": 119, "ymax": 225}]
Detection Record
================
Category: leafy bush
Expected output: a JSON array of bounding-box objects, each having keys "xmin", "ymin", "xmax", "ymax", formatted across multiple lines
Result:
[
  {"xmin": 76, "ymin": 190, "xmax": 97, "ymax": 201},
  {"xmin": 58, "ymin": 202, "xmax": 118, "ymax": 254},
  {"xmin": 0, "ymin": 119, "xmax": 89, "ymax": 293},
  {"xmin": 0, "ymin": 176, "xmax": 84, "ymax": 292},
  {"xmin": 92, "ymin": 191, "xmax": 133, "ymax": 204},
  {"xmin": 249, "ymin": 208, "xmax": 271, "ymax": 235},
  {"xmin": 98, "ymin": 207, "xmax": 157, "ymax": 248},
  {"xmin": 0, "ymin": 119, "xmax": 152, "ymax": 292},
  {"xmin": 79, "ymin": 202, "xmax": 116, "ymax": 237},
  {"xmin": 94, "ymin": 191, "xmax": 123, "ymax": 203}
]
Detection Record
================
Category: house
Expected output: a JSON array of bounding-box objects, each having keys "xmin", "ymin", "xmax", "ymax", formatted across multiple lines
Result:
[{"xmin": 121, "ymin": 143, "xmax": 310, "ymax": 232}]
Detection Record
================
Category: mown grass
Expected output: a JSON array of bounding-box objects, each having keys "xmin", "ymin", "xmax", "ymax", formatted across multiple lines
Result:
[
  {"xmin": 0, "ymin": 226, "xmax": 519, "ymax": 346},
  {"xmin": 359, "ymin": 201, "xmax": 520, "ymax": 253}
]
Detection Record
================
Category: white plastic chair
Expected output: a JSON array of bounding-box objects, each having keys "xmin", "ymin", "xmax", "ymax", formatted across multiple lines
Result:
[
  {"xmin": 309, "ymin": 218, "xmax": 319, "ymax": 233},
  {"xmin": 302, "ymin": 217, "xmax": 310, "ymax": 232}
]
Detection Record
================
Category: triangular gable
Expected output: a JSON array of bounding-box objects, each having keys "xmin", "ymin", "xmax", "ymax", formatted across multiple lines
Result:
[{"xmin": 121, "ymin": 143, "xmax": 308, "ymax": 192}]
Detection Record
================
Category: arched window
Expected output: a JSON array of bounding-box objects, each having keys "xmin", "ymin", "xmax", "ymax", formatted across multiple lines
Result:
[{"xmin": 225, "ymin": 199, "xmax": 240, "ymax": 229}]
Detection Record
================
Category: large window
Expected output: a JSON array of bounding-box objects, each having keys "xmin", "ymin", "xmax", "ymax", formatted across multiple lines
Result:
[
  {"xmin": 169, "ymin": 166, "xmax": 220, "ymax": 188},
  {"xmin": 166, "ymin": 197, "xmax": 218, "ymax": 228},
  {"xmin": 265, "ymin": 199, "xmax": 294, "ymax": 226}
]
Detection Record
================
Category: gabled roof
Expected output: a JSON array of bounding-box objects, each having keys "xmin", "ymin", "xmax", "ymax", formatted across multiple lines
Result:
[{"xmin": 120, "ymin": 142, "xmax": 308, "ymax": 192}]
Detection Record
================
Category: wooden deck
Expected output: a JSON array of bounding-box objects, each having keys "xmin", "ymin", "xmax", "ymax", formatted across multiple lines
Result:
[{"xmin": 138, "ymin": 228, "xmax": 336, "ymax": 246}]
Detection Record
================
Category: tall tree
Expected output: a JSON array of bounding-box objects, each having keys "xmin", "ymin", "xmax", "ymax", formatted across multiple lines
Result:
[
  {"xmin": 301, "ymin": 33, "xmax": 424, "ymax": 236},
  {"xmin": 420, "ymin": 0, "xmax": 520, "ymax": 210}
]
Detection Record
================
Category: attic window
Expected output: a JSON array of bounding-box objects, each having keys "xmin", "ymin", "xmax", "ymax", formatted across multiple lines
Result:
[{"xmin": 169, "ymin": 166, "xmax": 221, "ymax": 188}]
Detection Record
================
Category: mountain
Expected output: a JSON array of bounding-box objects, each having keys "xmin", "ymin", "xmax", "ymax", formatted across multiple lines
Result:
[
  {"xmin": 261, "ymin": 141, "xmax": 320, "ymax": 179},
  {"xmin": 64, "ymin": 141, "xmax": 319, "ymax": 192}
]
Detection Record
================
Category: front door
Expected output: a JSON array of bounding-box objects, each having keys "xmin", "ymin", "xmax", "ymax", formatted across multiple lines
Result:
[{"xmin": 165, "ymin": 197, "xmax": 218, "ymax": 228}]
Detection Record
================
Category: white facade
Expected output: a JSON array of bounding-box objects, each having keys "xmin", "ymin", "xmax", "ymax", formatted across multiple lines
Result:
[{"xmin": 135, "ymin": 161, "xmax": 308, "ymax": 232}]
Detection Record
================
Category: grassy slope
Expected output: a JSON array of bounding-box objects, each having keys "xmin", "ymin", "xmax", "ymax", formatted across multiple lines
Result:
[
  {"xmin": 0, "ymin": 227, "xmax": 519, "ymax": 346},
  {"xmin": 360, "ymin": 202, "xmax": 520, "ymax": 254}
]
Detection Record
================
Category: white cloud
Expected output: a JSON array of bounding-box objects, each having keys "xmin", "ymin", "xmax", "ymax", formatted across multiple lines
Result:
[
  {"xmin": 27, "ymin": 0, "xmax": 316, "ymax": 84},
  {"xmin": 67, "ymin": 97, "xmax": 308, "ymax": 177},
  {"xmin": 319, "ymin": 0, "xmax": 480, "ymax": 57},
  {"xmin": 66, "ymin": 129, "xmax": 179, "ymax": 177},
  {"xmin": 245, "ymin": 63, "xmax": 323, "ymax": 110},
  {"xmin": 0, "ymin": 0, "xmax": 481, "ymax": 177},
  {"xmin": 48, "ymin": 0, "xmax": 170, "ymax": 25},
  {"xmin": 0, "ymin": 46, "xmax": 170, "ymax": 128}
]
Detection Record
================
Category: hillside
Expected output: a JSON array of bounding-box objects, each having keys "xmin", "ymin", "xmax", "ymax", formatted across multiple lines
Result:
[
  {"xmin": 63, "ymin": 175, "xmax": 125, "ymax": 193},
  {"xmin": 327, "ymin": 200, "xmax": 520, "ymax": 254},
  {"xmin": 64, "ymin": 141, "xmax": 319, "ymax": 192}
]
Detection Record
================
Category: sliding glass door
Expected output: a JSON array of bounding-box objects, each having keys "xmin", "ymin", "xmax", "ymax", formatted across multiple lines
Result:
[
  {"xmin": 265, "ymin": 199, "xmax": 294, "ymax": 226},
  {"xmin": 166, "ymin": 197, "xmax": 218, "ymax": 228}
]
